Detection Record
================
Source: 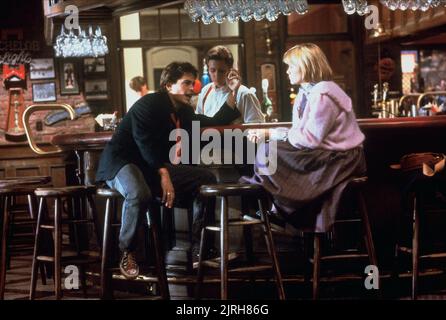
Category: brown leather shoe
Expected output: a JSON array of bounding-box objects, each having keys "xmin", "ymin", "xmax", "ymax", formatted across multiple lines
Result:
[{"xmin": 120, "ymin": 251, "xmax": 140, "ymax": 280}]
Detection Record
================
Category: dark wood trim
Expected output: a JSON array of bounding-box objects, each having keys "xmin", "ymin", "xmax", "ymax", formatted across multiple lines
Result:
[
  {"xmin": 286, "ymin": 33, "xmax": 353, "ymax": 43},
  {"xmin": 351, "ymin": 15, "xmax": 366, "ymax": 118},
  {"xmin": 242, "ymin": 22, "xmax": 256, "ymax": 88},
  {"xmin": 112, "ymin": 0, "xmax": 184, "ymax": 16},
  {"xmin": 278, "ymin": 16, "xmax": 290, "ymax": 122},
  {"xmin": 117, "ymin": 38, "xmax": 244, "ymax": 48}
]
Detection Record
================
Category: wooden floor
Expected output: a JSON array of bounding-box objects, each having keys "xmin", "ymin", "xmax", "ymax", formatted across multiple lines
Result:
[{"xmin": 4, "ymin": 248, "xmax": 446, "ymax": 300}]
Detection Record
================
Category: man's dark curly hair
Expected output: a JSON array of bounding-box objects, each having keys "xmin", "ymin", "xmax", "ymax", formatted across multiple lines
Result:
[{"xmin": 159, "ymin": 62, "xmax": 198, "ymax": 92}]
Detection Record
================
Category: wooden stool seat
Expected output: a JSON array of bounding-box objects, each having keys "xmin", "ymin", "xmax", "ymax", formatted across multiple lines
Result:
[
  {"xmin": 35, "ymin": 185, "xmax": 96, "ymax": 197},
  {"xmin": 96, "ymin": 188, "xmax": 122, "ymax": 198},
  {"xmin": 200, "ymin": 183, "xmax": 267, "ymax": 197},
  {"xmin": 196, "ymin": 183, "xmax": 285, "ymax": 300}
]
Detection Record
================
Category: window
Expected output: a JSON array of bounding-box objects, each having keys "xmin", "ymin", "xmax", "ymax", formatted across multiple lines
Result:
[{"xmin": 121, "ymin": 7, "xmax": 239, "ymax": 41}]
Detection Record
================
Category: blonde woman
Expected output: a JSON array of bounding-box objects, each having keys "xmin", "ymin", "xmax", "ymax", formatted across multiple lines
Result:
[{"xmin": 243, "ymin": 43, "xmax": 366, "ymax": 233}]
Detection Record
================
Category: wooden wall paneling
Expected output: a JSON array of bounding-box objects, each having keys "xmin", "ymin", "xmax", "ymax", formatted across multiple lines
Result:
[{"xmin": 16, "ymin": 167, "xmax": 40, "ymax": 177}]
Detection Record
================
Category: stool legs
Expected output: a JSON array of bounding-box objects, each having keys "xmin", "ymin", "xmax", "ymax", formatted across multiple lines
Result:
[
  {"xmin": 195, "ymin": 227, "xmax": 207, "ymax": 299},
  {"xmin": 196, "ymin": 194, "xmax": 285, "ymax": 300},
  {"xmin": 242, "ymin": 198, "xmax": 255, "ymax": 264},
  {"xmin": 258, "ymin": 198, "xmax": 285, "ymax": 300},
  {"xmin": 54, "ymin": 196, "xmax": 62, "ymax": 300},
  {"xmin": 220, "ymin": 196, "xmax": 229, "ymax": 300},
  {"xmin": 310, "ymin": 187, "xmax": 378, "ymax": 300},
  {"xmin": 101, "ymin": 196, "xmax": 114, "ymax": 300},
  {"xmin": 30, "ymin": 191, "xmax": 100, "ymax": 300},
  {"xmin": 412, "ymin": 193, "xmax": 420, "ymax": 300},
  {"xmin": 312, "ymin": 233, "xmax": 322, "ymax": 300},
  {"xmin": 30, "ymin": 197, "xmax": 46, "ymax": 300},
  {"xmin": 0, "ymin": 196, "xmax": 9, "ymax": 300},
  {"xmin": 359, "ymin": 192, "xmax": 378, "ymax": 269},
  {"xmin": 146, "ymin": 208, "xmax": 170, "ymax": 299}
]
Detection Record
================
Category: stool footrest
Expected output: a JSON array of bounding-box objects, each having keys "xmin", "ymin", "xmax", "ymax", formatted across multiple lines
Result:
[
  {"xmin": 310, "ymin": 253, "xmax": 368, "ymax": 263},
  {"xmin": 398, "ymin": 246, "xmax": 446, "ymax": 259},
  {"xmin": 334, "ymin": 219, "xmax": 361, "ymax": 224},
  {"xmin": 205, "ymin": 220, "xmax": 263, "ymax": 232},
  {"xmin": 37, "ymin": 254, "xmax": 101, "ymax": 265},
  {"xmin": 41, "ymin": 225, "xmax": 55, "ymax": 230},
  {"xmin": 229, "ymin": 265, "xmax": 273, "ymax": 273}
]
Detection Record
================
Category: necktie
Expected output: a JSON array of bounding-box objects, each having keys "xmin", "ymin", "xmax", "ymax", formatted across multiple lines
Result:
[{"xmin": 170, "ymin": 113, "xmax": 181, "ymax": 165}]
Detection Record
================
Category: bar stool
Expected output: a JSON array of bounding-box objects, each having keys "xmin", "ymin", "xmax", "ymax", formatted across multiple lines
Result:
[
  {"xmin": 195, "ymin": 183, "xmax": 285, "ymax": 300},
  {"xmin": 393, "ymin": 173, "xmax": 446, "ymax": 299},
  {"xmin": 303, "ymin": 177, "xmax": 378, "ymax": 299},
  {"xmin": 29, "ymin": 185, "xmax": 101, "ymax": 300},
  {"xmin": 97, "ymin": 188, "xmax": 170, "ymax": 300},
  {"xmin": 0, "ymin": 176, "xmax": 51, "ymax": 300}
]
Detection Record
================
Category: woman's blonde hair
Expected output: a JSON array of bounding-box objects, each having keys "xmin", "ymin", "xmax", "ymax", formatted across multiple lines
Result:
[{"xmin": 283, "ymin": 43, "xmax": 333, "ymax": 83}]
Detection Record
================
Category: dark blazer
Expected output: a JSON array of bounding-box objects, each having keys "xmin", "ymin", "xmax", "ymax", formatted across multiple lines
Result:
[{"xmin": 96, "ymin": 91, "xmax": 240, "ymax": 182}]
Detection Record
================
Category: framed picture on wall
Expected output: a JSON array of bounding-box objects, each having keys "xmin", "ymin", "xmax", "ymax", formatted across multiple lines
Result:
[
  {"xmin": 32, "ymin": 82, "xmax": 56, "ymax": 102},
  {"xmin": 59, "ymin": 60, "xmax": 80, "ymax": 95},
  {"xmin": 30, "ymin": 58, "xmax": 55, "ymax": 80},
  {"xmin": 260, "ymin": 63, "xmax": 276, "ymax": 92},
  {"xmin": 84, "ymin": 57, "xmax": 106, "ymax": 74},
  {"xmin": 85, "ymin": 79, "xmax": 108, "ymax": 100}
]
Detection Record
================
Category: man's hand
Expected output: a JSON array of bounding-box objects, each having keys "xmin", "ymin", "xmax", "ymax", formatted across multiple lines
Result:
[
  {"xmin": 227, "ymin": 69, "xmax": 241, "ymax": 92},
  {"xmin": 247, "ymin": 128, "xmax": 269, "ymax": 143},
  {"xmin": 159, "ymin": 168, "xmax": 175, "ymax": 208}
]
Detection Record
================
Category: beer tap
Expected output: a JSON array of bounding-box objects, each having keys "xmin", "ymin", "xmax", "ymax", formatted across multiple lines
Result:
[
  {"xmin": 373, "ymin": 84, "xmax": 379, "ymax": 107},
  {"xmin": 382, "ymin": 82, "xmax": 389, "ymax": 103},
  {"xmin": 371, "ymin": 82, "xmax": 394, "ymax": 118}
]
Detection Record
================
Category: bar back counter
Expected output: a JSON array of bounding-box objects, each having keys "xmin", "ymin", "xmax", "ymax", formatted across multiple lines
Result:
[{"xmin": 49, "ymin": 115, "xmax": 446, "ymax": 268}]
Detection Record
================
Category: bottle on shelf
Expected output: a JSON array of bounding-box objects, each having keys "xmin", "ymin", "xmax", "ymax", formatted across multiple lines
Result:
[
  {"xmin": 201, "ymin": 58, "xmax": 210, "ymax": 87},
  {"xmin": 261, "ymin": 78, "xmax": 274, "ymax": 122}
]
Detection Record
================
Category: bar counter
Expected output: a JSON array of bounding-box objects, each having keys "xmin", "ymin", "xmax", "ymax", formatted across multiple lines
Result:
[
  {"xmin": 51, "ymin": 115, "xmax": 446, "ymax": 267},
  {"xmin": 51, "ymin": 115, "xmax": 446, "ymax": 180}
]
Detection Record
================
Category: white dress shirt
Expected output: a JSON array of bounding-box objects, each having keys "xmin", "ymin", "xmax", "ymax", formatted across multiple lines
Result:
[{"xmin": 196, "ymin": 83, "xmax": 265, "ymax": 123}]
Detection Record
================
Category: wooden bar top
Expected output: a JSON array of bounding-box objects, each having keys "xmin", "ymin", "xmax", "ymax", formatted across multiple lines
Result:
[{"xmin": 51, "ymin": 115, "xmax": 446, "ymax": 150}]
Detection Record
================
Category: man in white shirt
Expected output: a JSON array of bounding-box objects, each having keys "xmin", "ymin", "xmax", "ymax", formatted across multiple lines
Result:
[
  {"xmin": 129, "ymin": 76, "xmax": 149, "ymax": 97},
  {"xmin": 196, "ymin": 46, "xmax": 265, "ymax": 124}
]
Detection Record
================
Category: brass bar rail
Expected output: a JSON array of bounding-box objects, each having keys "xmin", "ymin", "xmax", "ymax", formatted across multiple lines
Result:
[{"xmin": 22, "ymin": 103, "xmax": 76, "ymax": 155}]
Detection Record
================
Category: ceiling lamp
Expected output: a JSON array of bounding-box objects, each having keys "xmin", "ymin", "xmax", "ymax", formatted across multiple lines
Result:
[{"xmin": 54, "ymin": 25, "xmax": 109, "ymax": 58}]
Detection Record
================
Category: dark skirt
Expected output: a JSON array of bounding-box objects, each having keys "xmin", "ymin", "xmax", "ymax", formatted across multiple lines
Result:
[{"xmin": 240, "ymin": 141, "xmax": 366, "ymax": 232}]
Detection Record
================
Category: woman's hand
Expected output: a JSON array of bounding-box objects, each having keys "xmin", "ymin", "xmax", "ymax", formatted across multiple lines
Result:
[
  {"xmin": 159, "ymin": 168, "xmax": 175, "ymax": 208},
  {"xmin": 247, "ymin": 128, "xmax": 269, "ymax": 143}
]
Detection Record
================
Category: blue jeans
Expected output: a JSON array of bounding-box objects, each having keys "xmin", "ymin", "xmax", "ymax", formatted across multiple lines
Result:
[
  {"xmin": 106, "ymin": 164, "xmax": 152, "ymax": 251},
  {"xmin": 107, "ymin": 163, "xmax": 217, "ymax": 252}
]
